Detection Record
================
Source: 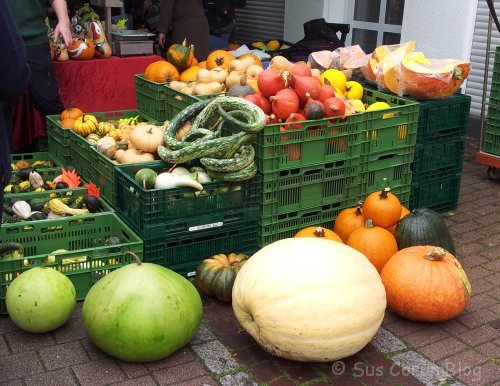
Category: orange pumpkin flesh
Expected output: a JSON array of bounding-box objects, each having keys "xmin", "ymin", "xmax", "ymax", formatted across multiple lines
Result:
[
  {"xmin": 380, "ymin": 246, "xmax": 472, "ymax": 322},
  {"xmin": 400, "ymin": 52, "xmax": 471, "ymax": 100},
  {"xmin": 347, "ymin": 219, "xmax": 398, "ymax": 273},
  {"xmin": 294, "ymin": 226, "xmax": 343, "ymax": 243},
  {"xmin": 333, "ymin": 202, "xmax": 364, "ymax": 243},
  {"xmin": 363, "ymin": 187, "xmax": 402, "ymax": 229}
]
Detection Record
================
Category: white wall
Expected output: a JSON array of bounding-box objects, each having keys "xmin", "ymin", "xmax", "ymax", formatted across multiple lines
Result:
[{"xmin": 400, "ymin": 0, "xmax": 478, "ymax": 60}]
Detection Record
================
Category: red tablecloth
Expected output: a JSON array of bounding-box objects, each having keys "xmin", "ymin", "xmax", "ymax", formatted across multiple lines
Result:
[{"xmin": 12, "ymin": 54, "xmax": 162, "ymax": 150}]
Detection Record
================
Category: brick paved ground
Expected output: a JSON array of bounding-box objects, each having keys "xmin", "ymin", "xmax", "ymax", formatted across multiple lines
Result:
[{"xmin": 0, "ymin": 138, "xmax": 498, "ymax": 386}]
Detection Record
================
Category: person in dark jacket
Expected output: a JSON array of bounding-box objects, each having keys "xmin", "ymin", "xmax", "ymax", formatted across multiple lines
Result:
[
  {"xmin": 0, "ymin": 0, "xmax": 31, "ymax": 221},
  {"xmin": 157, "ymin": 0, "xmax": 210, "ymax": 61}
]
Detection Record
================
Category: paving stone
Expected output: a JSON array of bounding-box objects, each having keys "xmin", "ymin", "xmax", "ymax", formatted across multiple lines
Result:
[
  {"xmin": 286, "ymin": 363, "xmax": 319, "ymax": 382},
  {"xmin": 466, "ymin": 266, "xmax": 492, "ymax": 281},
  {"xmin": 146, "ymin": 347, "xmax": 195, "ymax": 371},
  {"xmin": 383, "ymin": 319, "xmax": 428, "ymax": 337},
  {"xmin": 465, "ymin": 293, "xmax": 498, "ymax": 312},
  {"xmin": 189, "ymin": 323, "xmax": 216, "ymax": 345},
  {"xmin": 456, "ymin": 361, "xmax": 499, "ymax": 385},
  {"xmin": 459, "ymin": 325, "xmax": 499, "ymax": 348},
  {"xmin": 392, "ymin": 351, "xmax": 452, "ymax": 385},
  {"xmin": 438, "ymin": 349, "xmax": 488, "ymax": 375},
  {"xmin": 24, "ymin": 367, "xmax": 78, "ymax": 386},
  {"xmin": 5, "ymin": 329, "xmax": 55, "ymax": 353},
  {"xmin": 0, "ymin": 316, "xmax": 19, "ymax": 334},
  {"xmin": 0, "ymin": 350, "xmax": 44, "ymax": 382},
  {"xmin": 402, "ymin": 326, "xmax": 450, "ymax": 348},
  {"xmin": 469, "ymin": 277, "xmax": 497, "ymax": 295},
  {"xmin": 460, "ymin": 254, "xmax": 488, "ymax": 268},
  {"xmin": 80, "ymin": 337, "xmax": 108, "ymax": 361},
  {"xmin": 174, "ymin": 375, "xmax": 218, "ymax": 386},
  {"xmin": 191, "ymin": 340, "xmax": 239, "ymax": 374},
  {"xmin": 457, "ymin": 309, "xmax": 498, "ymax": 329},
  {"xmin": 0, "ymin": 334, "xmax": 10, "ymax": 356},
  {"xmin": 152, "ymin": 360, "xmax": 209, "ymax": 385},
  {"xmin": 269, "ymin": 378, "xmax": 297, "ymax": 386},
  {"xmin": 52, "ymin": 317, "xmax": 87, "ymax": 343},
  {"xmin": 419, "ymin": 337, "xmax": 468, "ymax": 361},
  {"xmin": 38, "ymin": 340, "xmax": 89, "ymax": 370},
  {"xmin": 72, "ymin": 358, "xmax": 126, "ymax": 385},
  {"xmin": 474, "ymin": 342, "xmax": 500, "ymax": 358},
  {"xmin": 249, "ymin": 361, "xmax": 282, "ymax": 383},
  {"xmin": 437, "ymin": 319, "xmax": 469, "ymax": 335},
  {"xmin": 111, "ymin": 375, "xmax": 157, "ymax": 386},
  {"xmin": 371, "ymin": 327, "xmax": 407, "ymax": 353},
  {"xmin": 219, "ymin": 371, "xmax": 257, "ymax": 386},
  {"xmin": 118, "ymin": 361, "xmax": 149, "ymax": 379}
]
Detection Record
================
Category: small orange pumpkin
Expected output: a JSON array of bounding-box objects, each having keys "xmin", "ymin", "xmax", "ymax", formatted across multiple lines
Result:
[
  {"xmin": 387, "ymin": 205, "xmax": 410, "ymax": 234},
  {"xmin": 144, "ymin": 60, "xmax": 180, "ymax": 84},
  {"xmin": 60, "ymin": 105, "xmax": 83, "ymax": 121},
  {"xmin": 180, "ymin": 65, "xmax": 201, "ymax": 82},
  {"xmin": 294, "ymin": 226, "xmax": 343, "ymax": 243},
  {"xmin": 363, "ymin": 187, "xmax": 402, "ymax": 228},
  {"xmin": 347, "ymin": 219, "xmax": 398, "ymax": 273},
  {"xmin": 333, "ymin": 202, "xmax": 365, "ymax": 243},
  {"xmin": 381, "ymin": 246, "xmax": 472, "ymax": 322},
  {"xmin": 60, "ymin": 118, "xmax": 75, "ymax": 129},
  {"xmin": 206, "ymin": 50, "xmax": 235, "ymax": 70}
]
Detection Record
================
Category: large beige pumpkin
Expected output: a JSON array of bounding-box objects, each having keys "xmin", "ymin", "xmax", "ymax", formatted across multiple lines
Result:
[{"xmin": 232, "ymin": 238, "xmax": 386, "ymax": 362}]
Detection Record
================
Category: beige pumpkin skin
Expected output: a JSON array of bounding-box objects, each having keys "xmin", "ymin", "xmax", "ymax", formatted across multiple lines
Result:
[{"xmin": 232, "ymin": 238, "xmax": 387, "ymax": 362}]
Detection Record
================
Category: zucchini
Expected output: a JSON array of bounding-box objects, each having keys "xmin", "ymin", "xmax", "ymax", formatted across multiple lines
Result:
[
  {"xmin": 200, "ymin": 145, "xmax": 255, "ymax": 172},
  {"xmin": 0, "ymin": 242, "xmax": 24, "ymax": 260},
  {"xmin": 207, "ymin": 162, "xmax": 257, "ymax": 182}
]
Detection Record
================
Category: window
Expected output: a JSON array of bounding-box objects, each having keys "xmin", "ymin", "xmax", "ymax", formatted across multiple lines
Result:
[{"xmin": 348, "ymin": 0, "xmax": 405, "ymax": 53}]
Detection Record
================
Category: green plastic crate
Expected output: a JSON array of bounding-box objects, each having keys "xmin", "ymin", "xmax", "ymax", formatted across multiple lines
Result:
[
  {"xmin": 483, "ymin": 106, "xmax": 500, "ymax": 156},
  {"xmin": 258, "ymin": 201, "xmax": 353, "ymax": 247},
  {"xmin": 260, "ymin": 160, "xmax": 360, "ymax": 216},
  {"xmin": 360, "ymin": 88, "xmax": 419, "ymax": 156},
  {"xmin": 0, "ymin": 213, "xmax": 143, "ymax": 314},
  {"xmin": 142, "ymin": 213, "xmax": 258, "ymax": 277},
  {"xmin": 412, "ymin": 129, "xmax": 467, "ymax": 175},
  {"xmin": 135, "ymin": 74, "xmax": 169, "ymax": 121},
  {"xmin": 2, "ymin": 187, "xmax": 113, "ymax": 224},
  {"xmin": 69, "ymin": 109, "xmax": 154, "ymax": 184},
  {"xmin": 47, "ymin": 115, "xmax": 73, "ymax": 166},
  {"xmin": 409, "ymin": 171, "xmax": 461, "ymax": 213},
  {"xmin": 10, "ymin": 152, "xmax": 59, "ymax": 170},
  {"xmin": 115, "ymin": 162, "xmax": 261, "ymax": 231}
]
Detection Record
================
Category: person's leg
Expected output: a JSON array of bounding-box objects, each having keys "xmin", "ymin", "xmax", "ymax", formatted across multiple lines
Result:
[{"xmin": 26, "ymin": 44, "xmax": 65, "ymax": 117}]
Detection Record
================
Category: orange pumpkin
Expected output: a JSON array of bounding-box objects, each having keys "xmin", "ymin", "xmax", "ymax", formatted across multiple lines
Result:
[
  {"xmin": 60, "ymin": 105, "xmax": 84, "ymax": 121},
  {"xmin": 60, "ymin": 118, "xmax": 75, "ymax": 129},
  {"xmin": 294, "ymin": 226, "xmax": 343, "ymax": 243},
  {"xmin": 67, "ymin": 37, "xmax": 95, "ymax": 60},
  {"xmin": 363, "ymin": 187, "xmax": 402, "ymax": 229},
  {"xmin": 387, "ymin": 206, "xmax": 410, "ymax": 234},
  {"xmin": 166, "ymin": 39, "xmax": 194, "ymax": 71},
  {"xmin": 180, "ymin": 65, "xmax": 201, "ymax": 82},
  {"xmin": 333, "ymin": 202, "xmax": 365, "ymax": 243},
  {"xmin": 206, "ymin": 50, "xmax": 235, "ymax": 70},
  {"xmin": 198, "ymin": 60, "xmax": 207, "ymax": 69},
  {"xmin": 380, "ymin": 246, "xmax": 472, "ymax": 322},
  {"xmin": 347, "ymin": 219, "xmax": 398, "ymax": 273},
  {"xmin": 239, "ymin": 53, "xmax": 262, "ymax": 67},
  {"xmin": 144, "ymin": 60, "xmax": 180, "ymax": 84}
]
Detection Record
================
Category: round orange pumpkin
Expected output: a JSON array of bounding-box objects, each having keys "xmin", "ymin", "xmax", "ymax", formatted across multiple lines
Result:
[
  {"xmin": 67, "ymin": 37, "xmax": 95, "ymax": 60},
  {"xmin": 333, "ymin": 202, "xmax": 365, "ymax": 243},
  {"xmin": 347, "ymin": 219, "xmax": 398, "ymax": 273},
  {"xmin": 206, "ymin": 50, "xmax": 235, "ymax": 70},
  {"xmin": 180, "ymin": 65, "xmax": 201, "ymax": 82},
  {"xmin": 381, "ymin": 246, "xmax": 472, "ymax": 322},
  {"xmin": 363, "ymin": 187, "xmax": 402, "ymax": 229},
  {"xmin": 294, "ymin": 226, "xmax": 343, "ymax": 243},
  {"xmin": 60, "ymin": 105, "xmax": 83, "ymax": 121},
  {"xmin": 144, "ymin": 60, "xmax": 180, "ymax": 84}
]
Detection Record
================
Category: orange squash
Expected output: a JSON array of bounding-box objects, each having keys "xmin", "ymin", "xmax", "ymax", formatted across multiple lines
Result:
[
  {"xmin": 295, "ymin": 226, "xmax": 343, "ymax": 243},
  {"xmin": 180, "ymin": 65, "xmax": 201, "ymax": 82},
  {"xmin": 347, "ymin": 219, "xmax": 398, "ymax": 273},
  {"xmin": 381, "ymin": 246, "xmax": 472, "ymax": 322},
  {"xmin": 363, "ymin": 187, "xmax": 402, "ymax": 229},
  {"xmin": 206, "ymin": 50, "xmax": 235, "ymax": 70},
  {"xmin": 60, "ymin": 105, "xmax": 83, "ymax": 121},
  {"xmin": 333, "ymin": 202, "xmax": 365, "ymax": 243},
  {"xmin": 144, "ymin": 60, "xmax": 180, "ymax": 84}
]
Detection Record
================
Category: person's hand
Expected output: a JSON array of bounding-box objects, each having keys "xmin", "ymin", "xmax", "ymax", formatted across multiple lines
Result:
[
  {"xmin": 158, "ymin": 32, "xmax": 166, "ymax": 50},
  {"xmin": 54, "ymin": 18, "xmax": 73, "ymax": 47}
]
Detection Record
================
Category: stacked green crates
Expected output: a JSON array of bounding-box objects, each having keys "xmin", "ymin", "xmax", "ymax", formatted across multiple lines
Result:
[
  {"xmin": 256, "ymin": 89, "xmax": 419, "ymax": 247},
  {"xmin": 114, "ymin": 162, "xmax": 261, "ymax": 276},
  {"xmin": 483, "ymin": 46, "xmax": 500, "ymax": 156},
  {"xmin": 409, "ymin": 93, "xmax": 471, "ymax": 212}
]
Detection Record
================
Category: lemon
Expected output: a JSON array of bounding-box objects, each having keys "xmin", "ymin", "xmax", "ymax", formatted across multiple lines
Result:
[
  {"xmin": 345, "ymin": 81, "xmax": 364, "ymax": 100},
  {"xmin": 366, "ymin": 101, "xmax": 395, "ymax": 118},
  {"xmin": 320, "ymin": 69, "xmax": 347, "ymax": 94},
  {"xmin": 266, "ymin": 40, "xmax": 281, "ymax": 51},
  {"xmin": 251, "ymin": 41, "xmax": 266, "ymax": 48}
]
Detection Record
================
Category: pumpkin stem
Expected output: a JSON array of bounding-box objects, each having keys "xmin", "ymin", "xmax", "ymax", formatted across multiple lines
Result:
[
  {"xmin": 365, "ymin": 219, "xmax": 374, "ymax": 228},
  {"xmin": 379, "ymin": 187, "xmax": 391, "ymax": 199},
  {"xmin": 124, "ymin": 251, "xmax": 142, "ymax": 265},
  {"xmin": 425, "ymin": 248, "xmax": 447, "ymax": 261},
  {"xmin": 313, "ymin": 226, "xmax": 326, "ymax": 237},
  {"xmin": 182, "ymin": 38, "xmax": 187, "ymax": 46}
]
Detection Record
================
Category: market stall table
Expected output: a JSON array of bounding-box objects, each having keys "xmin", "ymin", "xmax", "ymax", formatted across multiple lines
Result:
[{"xmin": 11, "ymin": 54, "xmax": 162, "ymax": 150}]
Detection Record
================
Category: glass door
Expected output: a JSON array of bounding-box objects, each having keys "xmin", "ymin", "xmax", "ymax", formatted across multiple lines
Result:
[{"xmin": 347, "ymin": 0, "xmax": 405, "ymax": 53}]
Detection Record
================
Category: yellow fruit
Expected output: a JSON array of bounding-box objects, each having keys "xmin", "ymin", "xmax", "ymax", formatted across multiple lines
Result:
[
  {"xmin": 350, "ymin": 99, "xmax": 366, "ymax": 112},
  {"xmin": 266, "ymin": 40, "xmax": 281, "ymax": 51},
  {"xmin": 345, "ymin": 81, "xmax": 364, "ymax": 100},
  {"xmin": 366, "ymin": 101, "xmax": 395, "ymax": 119},
  {"xmin": 251, "ymin": 41, "xmax": 266, "ymax": 48},
  {"xmin": 320, "ymin": 69, "xmax": 347, "ymax": 93}
]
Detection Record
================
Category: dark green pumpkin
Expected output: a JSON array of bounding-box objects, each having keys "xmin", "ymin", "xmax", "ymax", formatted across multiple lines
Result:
[
  {"xmin": 395, "ymin": 208, "xmax": 456, "ymax": 256},
  {"xmin": 195, "ymin": 253, "xmax": 249, "ymax": 302}
]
